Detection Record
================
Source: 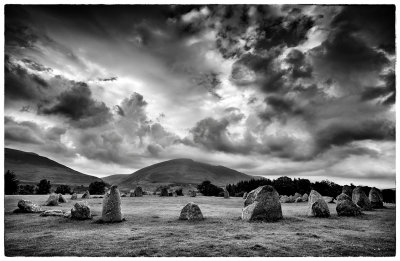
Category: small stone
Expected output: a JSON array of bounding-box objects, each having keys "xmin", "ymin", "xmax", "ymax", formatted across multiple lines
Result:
[
  {"xmin": 224, "ymin": 188, "xmax": 230, "ymax": 199},
  {"xmin": 189, "ymin": 190, "xmax": 197, "ymax": 197},
  {"xmin": 160, "ymin": 187, "xmax": 168, "ymax": 197},
  {"xmin": 40, "ymin": 210, "xmax": 65, "ymax": 217},
  {"xmin": 71, "ymin": 193, "xmax": 78, "ymax": 200},
  {"xmin": 71, "ymin": 201, "xmax": 92, "ymax": 220},
  {"xmin": 295, "ymin": 197, "xmax": 303, "ymax": 203},
  {"xmin": 307, "ymin": 190, "xmax": 330, "ymax": 218},
  {"xmin": 15, "ymin": 200, "xmax": 42, "ymax": 213},
  {"xmin": 58, "ymin": 194, "xmax": 67, "ymax": 203},
  {"xmin": 179, "ymin": 202, "xmax": 204, "ymax": 221},
  {"xmin": 45, "ymin": 193, "xmax": 59, "ymax": 206},
  {"xmin": 82, "ymin": 190, "xmax": 91, "ymax": 199},
  {"xmin": 302, "ymin": 193, "xmax": 309, "ymax": 202}
]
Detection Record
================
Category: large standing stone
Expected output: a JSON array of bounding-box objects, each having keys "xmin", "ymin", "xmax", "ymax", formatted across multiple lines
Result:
[
  {"xmin": 160, "ymin": 187, "xmax": 169, "ymax": 197},
  {"xmin": 302, "ymin": 193, "xmax": 309, "ymax": 202},
  {"xmin": 307, "ymin": 190, "xmax": 330, "ymax": 217},
  {"xmin": 242, "ymin": 185, "xmax": 283, "ymax": 222},
  {"xmin": 179, "ymin": 202, "xmax": 204, "ymax": 221},
  {"xmin": 134, "ymin": 186, "xmax": 143, "ymax": 197},
  {"xmin": 45, "ymin": 193, "xmax": 59, "ymax": 206},
  {"xmin": 224, "ymin": 188, "xmax": 230, "ymax": 199},
  {"xmin": 369, "ymin": 187, "xmax": 384, "ymax": 208},
  {"xmin": 189, "ymin": 190, "xmax": 197, "ymax": 197},
  {"xmin": 352, "ymin": 186, "xmax": 372, "ymax": 211},
  {"xmin": 71, "ymin": 201, "xmax": 92, "ymax": 220},
  {"xmin": 58, "ymin": 194, "xmax": 67, "ymax": 203},
  {"xmin": 71, "ymin": 193, "xmax": 78, "ymax": 200},
  {"xmin": 342, "ymin": 185, "xmax": 353, "ymax": 198},
  {"xmin": 336, "ymin": 193, "xmax": 362, "ymax": 216},
  {"xmin": 15, "ymin": 200, "xmax": 42, "ymax": 213},
  {"xmin": 82, "ymin": 190, "xmax": 90, "ymax": 199},
  {"xmin": 101, "ymin": 185, "xmax": 123, "ymax": 222}
]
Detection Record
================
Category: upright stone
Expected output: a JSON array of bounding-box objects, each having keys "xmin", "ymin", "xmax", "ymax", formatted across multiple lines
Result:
[
  {"xmin": 242, "ymin": 185, "xmax": 283, "ymax": 222},
  {"xmin": 101, "ymin": 185, "xmax": 123, "ymax": 222},
  {"xmin": 58, "ymin": 194, "xmax": 67, "ymax": 203},
  {"xmin": 369, "ymin": 187, "xmax": 384, "ymax": 209},
  {"xmin": 173, "ymin": 191, "xmax": 178, "ymax": 197},
  {"xmin": 45, "ymin": 193, "xmax": 59, "ymax": 206},
  {"xmin": 179, "ymin": 202, "xmax": 204, "ymax": 221},
  {"xmin": 82, "ymin": 190, "xmax": 90, "ymax": 199},
  {"xmin": 336, "ymin": 193, "xmax": 362, "ymax": 216},
  {"xmin": 15, "ymin": 200, "xmax": 42, "ymax": 213},
  {"xmin": 71, "ymin": 201, "xmax": 91, "ymax": 220},
  {"xmin": 302, "ymin": 193, "xmax": 308, "ymax": 202},
  {"xmin": 307, "ymin": 190, "xmax": 330, "ymax": 217},
  {"xmin": 294, "ymin": 192, "xmax": 302, "ymax": 199},
  {"xmin": 71, "ymin": 193, "xmax": 78, "ymax": 200},
  {"xmin": 190, "ymin": 190, "xmax": 197, "ymax": 197},
  {"xmin": 134, "ymin": 186, "xmax": 143, "ymax": 197},
  {"xmin": 160, "ymin": 187, "xmax": 169, "ymax": 197},
  {"xmin": 280, "ymin": 195, "xmax": 290, "ymax": 203},
  {"xmin": 224, "ymin": 188, "xmax": 230, "ymax": 199},
  {"xmin": 342, "ymin": 185, "xmax": 353, "ymax": 198},
  {"xmin": 352, "ymin": 186, "xmax": 372, "ymax": 211}
]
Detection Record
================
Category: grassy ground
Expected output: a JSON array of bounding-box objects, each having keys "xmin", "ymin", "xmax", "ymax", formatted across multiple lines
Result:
[{"xmin": 4, "ymin": 194, "xmax": 396, "ymax": 257}]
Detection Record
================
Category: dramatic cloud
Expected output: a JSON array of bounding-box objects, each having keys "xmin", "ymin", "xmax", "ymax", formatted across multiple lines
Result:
[{"xmin": 3, "ymin": 5, "xmax": 395, "ymax": 187}]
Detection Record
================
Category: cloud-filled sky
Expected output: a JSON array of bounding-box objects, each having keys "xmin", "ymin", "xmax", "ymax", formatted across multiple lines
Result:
[{"xmin": 4, "ymin": 5, "xmax": 396, "ymax": 188}]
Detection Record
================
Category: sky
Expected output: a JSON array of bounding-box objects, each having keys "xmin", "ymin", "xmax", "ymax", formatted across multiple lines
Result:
[{"xmin": 3, "ymin": 5, "xmax": 396, "ymax": 188}]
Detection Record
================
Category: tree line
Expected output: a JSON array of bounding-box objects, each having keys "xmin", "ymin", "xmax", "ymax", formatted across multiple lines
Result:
[
  {"xmin": 5, "ymin": 170, "xmax": 110, "ymax": 195},
  {"xmin": 198, "ymin": 176, "xmax": 396, "ymax": 203}
]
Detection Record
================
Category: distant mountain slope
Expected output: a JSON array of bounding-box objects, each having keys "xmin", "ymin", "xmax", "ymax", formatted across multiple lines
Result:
[
  {"xmin": 4, "ymin": 148, "xmax": 102, "ymax": 185},
  {"xmin": 117, "ymin": 158, "xmax": 254, "ymax": 189},
  {"xmin": 102, "ymin": 174, "xmax": 130, "ymax": 185}
]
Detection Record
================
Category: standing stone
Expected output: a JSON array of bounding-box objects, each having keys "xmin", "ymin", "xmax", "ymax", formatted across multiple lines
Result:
[
  {"xmin": 71, "ymin": 193, "xmax": 78, "ymax": 200},
  {"xmin": 336, "ymin": 193, "xmax": 362, "ymax": 216},
  {"xmin": 121, "ymin": 193, "xmax": 127, "ymax": 197},
  {"xmin": 82, "ymin": 190, "xmax": 90, "ymax": 199},
  {"xmin": 71, "ymin": 201, "xmax": 91, "ymax": 220},
  {"xmin": 242, "ymin": 185, "xmax": 283, "ymax": 222},
  {"xmin": 295, "ymin": 197, "xmax": 303, "ymax": 203},
  {"xmin": 179, "ymin": 202, "xmax": 204, "ymax": 221},
  {"xmin": 15, "ymin": 200, "xmax": 42, "ymax": 213},
  {"xmin": 173, "ymin": 191, "xmax": 178, "ymax": 197},
  {"xmin": 352, "ymin": 186, "xmax": 372, "ymax": 211},
  {"xmin": 369, "ymin": 187, "xmax": 384, "ymax": 209},
  {"xmin": 134, "ymin": 186, "xmax": 143, "ymax": 197},
  {"xmin": 243, "ymin": 192, "xmax": 248, "ymax": 199},
  {"xmin": 294, "ymin": 192, "xmax": 302, "ymax": 199},
  {"xmin": 129, "ymin": 190, "xmax": 135, "ymax": 197},
  {"xmin": 307, "ymin": 190, "xmax": 330, "ymax": 217},
  {"xmin": 342, "ymin": 185, "xmax": 353, "ymax": 198},
  {"xmin": 323, "ymin": 196, "xmax": 334, "ymax": 203},
  {"xmin": 189, "ymin": 190, "xmax": 197, "ymax": 197},
  {"xmin": 160, "ymin": 187, "xmax": 168, "ymax": 197},
  {"xmin": 101, "ymin": 185, "xmax": 123, "ymax": 222},
  {"xmin": 224, "ymin": 188, "xmax": 230, "ymax": 199},
  {"xmin": 58, "ymin": 194, "xmax": 67, "ymax": 203},
  {"xmin": 45, "ymin": 193, "xmax": 59, "ymax": 206},
  {"xmin": 302, "ymin": 193, "xmax": 309, "ymax": 202}
]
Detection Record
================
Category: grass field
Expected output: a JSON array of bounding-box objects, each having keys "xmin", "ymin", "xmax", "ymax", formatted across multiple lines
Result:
[{"xmin": 4, "ymin": 194, "xmax": 396, "ymax": 257}]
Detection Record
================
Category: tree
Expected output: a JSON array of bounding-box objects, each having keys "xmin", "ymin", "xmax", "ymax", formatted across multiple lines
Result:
[
  {"xmin": 89, "ymin": 181, "xmax": 108, "ymax": 195},
  {"xmin": 5, "ymin": 170, "xmax": 19, "ymax": 195},
  {"xmin": 197, "ymin": 180, "xmax": 223, "ymax": 196},
  {"xmin": 18, "ymin": 184, "xmax": 35, "ymax": 195},
  {"xmin": 55, "ymin": 184, "xmax": 72, "ymax": 195},
  {"xmin": 36, "ymin": 179, "xmax": 51, "ymax": 194}
]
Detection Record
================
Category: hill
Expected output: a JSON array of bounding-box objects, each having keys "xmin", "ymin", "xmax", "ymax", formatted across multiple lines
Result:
[
  {"xmin": 102, "ymin": 174, "xmax": 130, "ymax": 185},
  {"xmin": 4, "ymin": 148, "xmax": 102, "ymax": 186},
  {"xmin": 115, "ymin": 158, "xmax": 255, "ymax": 189}
]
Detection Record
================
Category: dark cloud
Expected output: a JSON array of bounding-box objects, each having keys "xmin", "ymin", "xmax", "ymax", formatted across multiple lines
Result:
[
  {"xmin": 39, "ymin": 82, "xmax": 113, "ymax": 128},
  {"xmin": 331, "ymin": 5, "xmax": 395, "ymax": 53},
  {"xmin": 285, "ymin": 49, "xmax": 313, "ymax": 79},
  {"xmin": 361, "ymin": 71, "xmax": 395, "ymax": 105},
  {"xmin": 5, "ymin": 55, "xmax": 49, "ymax": 103},
  {"xmin": 98, "ymin": 76, "xmax": 117, "ymax": 82},
  {"xmin": 21, "ymin": 58, "xmax": 52, "ymax": 72}
]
